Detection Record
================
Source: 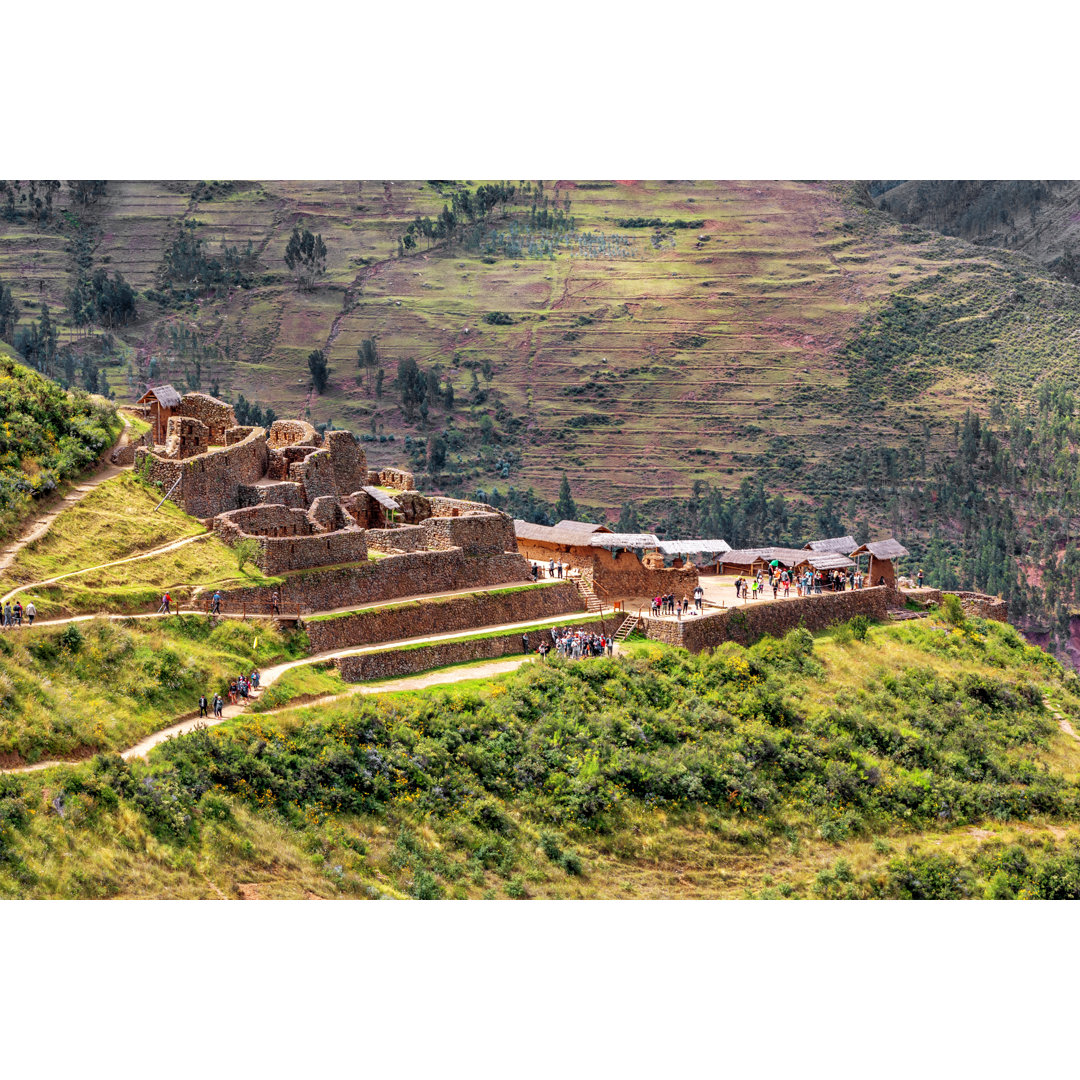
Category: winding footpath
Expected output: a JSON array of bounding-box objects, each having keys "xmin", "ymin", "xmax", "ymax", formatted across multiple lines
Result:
[
  {"xmin": 0, "ymin": 607, "xmax": 612, "ymax": 774},
  {"xmin": 0, "ymin": 417, "xmax": 132, "ymax": 578}
]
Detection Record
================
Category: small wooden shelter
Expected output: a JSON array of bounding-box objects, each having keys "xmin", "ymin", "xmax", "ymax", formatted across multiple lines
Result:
[
  {"xmin": 850, "ymin": 538, "xmax": 909, "ymax": 587},
  {"xmin": 136, "ymin": 384, "xmax": 183, "ymax": 443},
  {"xmin": 804, "ymin": 536, "xmax": 857, "ymax": 555}
]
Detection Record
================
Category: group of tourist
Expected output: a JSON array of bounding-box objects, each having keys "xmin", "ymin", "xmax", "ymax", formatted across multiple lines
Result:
[
  {"xmin": 539, "ymin": 626, "xmax": 614, "ymax": 660},
  {"xmin": 198, "ymin": 693, "xmax": 225, "ymax": 719},
  {"xmin": 226, "ymin": 669, "xmax": 260, "ymax": 706},
  {"xmin": 651, "ymin": 586, "xmax": 705, "ymax": 618},
  {"xmin": 1, "ymin": 600, "xmax": 36, "ymax": 627},
  {"xmin": 733, "ymin": 565, "xmax": 881, "ymax": 602},
  {"xmin": 530, "ymin": 559, "xmax": 569, "ymax": 580}
]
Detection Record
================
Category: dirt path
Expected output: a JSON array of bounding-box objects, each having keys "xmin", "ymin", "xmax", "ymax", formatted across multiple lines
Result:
[
  {"xmin": 119, "ymin": 657, "xmax": 535, "ymax": 762},
  {"xmin": 0, "ymin": 417, "xmax": 132, "ymax": 577},
  {"xmin": 0, "ymin": 532, "xmax": 209, "ymax": 605},
  {"xmin": 0, "ymin": 609, "xmax": 609, "ymax": 773}
]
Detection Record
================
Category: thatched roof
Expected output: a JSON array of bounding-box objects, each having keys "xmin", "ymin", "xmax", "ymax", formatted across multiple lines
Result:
[
  {"xmin": 806, "ymin": 552, "xmax": 855, "ymax": 570},
  {"xmin": 722, "ymin": 546, "xmax": 809, "ymax": 567},
  {"xmin": 137, "ymin": 384, "xmax": 182, "ymax": 409},
  {"xmin": 852, "ymin": 538, "xmax": 909, "ymax": 560},
  {"xmin": 362, "ymin": 486, "xmax": 401, "ymax": 511},
  {"xmin": 590, "ymin": 532, "xmax": 660, "ymax": 549},
  {"xmin": 554, "ymin": 520, "xmax": 609, "ymax": 534},
  {"xmin": 804, "ymin": 536, "xmax": 857, "ymax": 554},
  {"xmin": 657, "ymin": 539, "xmax": 732, "ymax": 556},
  {"xmin": 515, "ymin": 520, "xmax": 606, "ymax": 547}
]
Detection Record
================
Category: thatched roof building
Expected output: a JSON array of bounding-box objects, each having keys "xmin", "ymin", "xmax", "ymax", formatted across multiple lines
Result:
[{"xmin": 850, "ymin": 538, "xmax": 909, "ymax": 587}]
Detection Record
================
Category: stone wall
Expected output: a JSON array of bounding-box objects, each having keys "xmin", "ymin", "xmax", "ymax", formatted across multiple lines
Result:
[
  {"xmin": 134, "ymin": 426, "xmax": 269, "ymax": 519},
  {"xmin": 305, "ymin": 582, "xmax": 584, "ymax": 653},
  {"xmin": 645, "ymin": 586, "xmax": 892, "ymax": 652},
  {"xmin": 163, "ymin": 415, "xmax": 209, "ymax": 459},
  {"xmin": 325, "ymin": 430, "xmax": 368, "ymax": 494},
  {"xmin": 214, "ymin": 549, "xmax": 532, "ymax": 614},
  {"xmin": 213, "ymin": 504, "xmax": 368, "ymax": 575},
  {"xmin": 237, "ymin": 482, "xmax": 307, "ymax": 509},
  {"xmin": 898, "ymin": 587, "xmax": 1008, "ymax": 622},
  {"xmin": 369, "ymin": 468, "xmax": 414, "ymax": 490},
  {"xmin": 335, "ymin": 628, "xmax": 553, "ymax": 683},
  {"xmin": 267, "ymin": 419, "xmax": 318, "ymax": 449},
  {"xmin": 175, "ymin": 392, "xmax": 237, "ymax": 445}
]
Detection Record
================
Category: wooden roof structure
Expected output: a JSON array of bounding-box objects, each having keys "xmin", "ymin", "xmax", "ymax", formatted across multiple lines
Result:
[
  {"xmin": 722, "ymin": 546, "xmax": 853, "ymax": 570},
  {"xmin": 362, "ymin": 486, "xmax": 401, "ymax": 512},
  {"xmin": 137, "ymin": 384, "xmax": 183, "ymax": 409},
  {"xmin": 851, "ymin": 538, "xmax": 909, "ymax": 560},
  {"xmin": 804, "ymin": 536, "xmax": 857, "ymax": 555}
]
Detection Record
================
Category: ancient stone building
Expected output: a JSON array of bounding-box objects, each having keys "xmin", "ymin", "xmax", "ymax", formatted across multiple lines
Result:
[{"xmin": 163, "ymin": 416, "xmax": 209, "ymax": 459}]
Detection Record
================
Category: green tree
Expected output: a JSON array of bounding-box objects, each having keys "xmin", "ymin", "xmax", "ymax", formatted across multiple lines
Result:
[
  {"xmin": 307, "ymin": 349, "xmax": 330, "ymax": 394},
  {"xmin": 357, "ymin": 338, "xmax": 378, "ymax": 369},
  {"xmin": 428, "ymin": 433, "xmax": 447, "ymax": 472},
  {"xmin": 556, "ymin": 473, "xmax": 577, "ymax": 521},
  {"xmin": 284, "ymin": 227, "xmax": 327, "ymax": 291}
]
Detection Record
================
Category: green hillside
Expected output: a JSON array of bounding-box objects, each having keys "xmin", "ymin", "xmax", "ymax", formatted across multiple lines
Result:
[
  {"xmin": 0, "ymin": 340, "xmax": 120, "ymax": 537},
  {"xmin": 4, "ymin": 615, "xmax": 1080, "ymax": 899}
]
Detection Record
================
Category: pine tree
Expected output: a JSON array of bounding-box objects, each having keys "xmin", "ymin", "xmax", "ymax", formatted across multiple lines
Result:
[{"xmin": 556, "ymin": 473, "xmax": 577, "ymax": 521}]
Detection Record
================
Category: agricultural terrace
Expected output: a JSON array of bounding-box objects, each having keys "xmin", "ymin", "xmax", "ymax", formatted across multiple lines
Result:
[{"xmin": 4, "ymin": 180, "xmax": 1062, "ymax": 515}]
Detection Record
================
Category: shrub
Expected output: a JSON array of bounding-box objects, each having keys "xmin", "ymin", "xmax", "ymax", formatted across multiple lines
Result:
[
  {"xmin": 58, "ymin": 624, "xmax": 84, "ymax": 652},
  {"xmin": 560, "ymin": 850, "xmax": 583, "ymax": 876},
  {"xmin": 832, "ymin": 621, "xmax": 854, "ymax": 645},
  {"xmin": 232, "ymin": 537, "xmax": 261, "ymax": 572},
  {"xmin": 539, "ymin": 831, "xmax": 562, "ymax": 861},
  {"xmin": 483, "ymin": 311, "xmax": 513, "ymax": 325},
  {"xmin": 410, "ymin": 869, "xmax": 443, "ymax": 900},
  {"xmin": 849, "ymin": 615, "xmax": 871, "ymax": 641},
  {"xmin": 505, "ymin": 874, "xmax": 527, "ymax": 898},
  {"xmin": 941, "ymin": 594, "xmax": 966, "ymax": 627}
]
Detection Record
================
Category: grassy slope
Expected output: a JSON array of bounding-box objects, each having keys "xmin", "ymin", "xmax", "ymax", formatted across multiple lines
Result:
[
  {"xmin": 0, "ymin": 472, "xmax": 281, "ymax": 616},
  {"xmin": 9, "ymin": 179, "xmax": 1072, "ymax": 516},
  {"xmin": 4, "ymin": 614, "xmax": 1080, "ymax": 898},
  {"xmin": 0, "ymin": 616, "xmax": 307, "ymax": 763}
]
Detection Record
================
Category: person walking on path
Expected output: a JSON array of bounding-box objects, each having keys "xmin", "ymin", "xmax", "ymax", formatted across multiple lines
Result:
[
  {"xmin": 694, "ymin": 584, "xmax": 703, "ymax": 613},
  {"xmin": 211, "ymin": 590, "xmax": 222, "ymax": 615},
  {"xmin": 13, "ymin": 600, "xmax": 21, "ymax": 626},
  {"xmin": 157, "ymin": 592, "xmax": 171, "ymax": 615},
  {"xmin": 3, "ymin": 602, "xmax": 11, "ymax": 627},
  {"xmin": 522, "ymin": 632, "xmax": 530, "ymax": 654},
  {"xmin": 25, "ymin": 602, "xmax": 35, "ymax": 626},
  {"xmin": 270, "ymin": 590, "xmax": 281, "ymax": 615},
  {"xmin": 199, "ymin": 694, "xmax": 208, "ymax": 718},
  {"xmin": 213, "ymin": 693, "xmax": 223, "ymax": 718}
]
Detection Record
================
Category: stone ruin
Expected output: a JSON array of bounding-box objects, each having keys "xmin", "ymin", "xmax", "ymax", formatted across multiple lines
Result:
[{"xmin": 132, "ymin": 388, "xmax": 523, "ymax": 581}]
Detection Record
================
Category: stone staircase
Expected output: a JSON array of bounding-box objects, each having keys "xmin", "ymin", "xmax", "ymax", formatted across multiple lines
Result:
[{"xmin": 613, "ymin": 613, "xmax": 639, "ymax": 642}]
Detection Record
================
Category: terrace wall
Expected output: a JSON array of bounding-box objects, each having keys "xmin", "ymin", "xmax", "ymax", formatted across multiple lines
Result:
[
  {"xmin": 335, "ymin": 628, "xmax": 555, "ymax": 683},
  {"xmin": 644, "ymin": 586, "xmax": 891, "ymax": 651},
  {"xmin": 304, "ymin": 582, "xmax": 584, "ymax": 653},
  {"xmin": 898, "ymin": 587, "xmax": 1008, "ymax": 622},
  {"xmin": 214, "ymin": 549, "xmax": 532, "ymax": 614},
  {"xmin": 369, "ymin": 468, "xmax": 414, "ymax": 489}
]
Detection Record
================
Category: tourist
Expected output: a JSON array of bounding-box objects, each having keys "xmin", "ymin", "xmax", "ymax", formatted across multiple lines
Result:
[
  {"xmin": 211, "ymin": 590, "xmax": 222, "ymax": 615},
  {"xmin": 270, "ymin": 589, "xmax": 281, "ymax": 615},
  {"xmin": 522, "ymin": 632, "xmax": 530, "ymax": 654},
  {"xmin": 25, "ymin": 601, "xmax": 35, "ymax": 626},
  {"xmin": 531, "ymin": 562, "xmax": 539, "ymax": 580},
  {"xmin": 917, "ymin": 569, "xmax": 925, "ymax": 589},
  {"xmin": 13, "ymin": 600, "xmax": 21, "ymax": 626},
  {"xmin": 251, "ymin": 669, "xmax": 260, "ymax": 689},
  {"xmin": 694, "ymin": 584, "xmax": 703, "ymax": 613},
  {"xmin": 771, "ymin": 577, "xmax": 779, "ymax": 599},
  {"xmin": 157, "ymin": 591, "xmax": 171, "ymax": 615},
  {"xmin": 2, "ymin": 602, "xmax": 11, "ymax": 627},
  {"xmin": 199, "ymin": 694, "xmax": 208, "ymax": 718},
  {"xmin": 213, "ymin": 693, "xmax": 223, "ymax": 718},
  {"xmin": 549, "ymin": 559, "xmax": 555, "ymax": 579},
  {"xmin": 750, "ymin": 578, "xmax": 758, "ymax": 600},
  {"xmin": 557, "ymin": 562, "xmax": 563, "ymax": 579},
  {"xmin": 606, "ymin": 635, "xmax": 613, "ymax": 656},
  {"xmin": 228, "ymin": 679, "xmax": 238, "ymax": 705}
]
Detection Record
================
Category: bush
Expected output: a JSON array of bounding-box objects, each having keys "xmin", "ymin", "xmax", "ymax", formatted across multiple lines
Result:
[
  {"xmin": 832, "ymin": 621, "xmax": 854, "ymax": 645},
  {"xmin": 849, "ymin": 615, "xmax": 871, "ymax": 641},
  {"xmin": 58, "ymin": 624, "xmax": 84, "ymax": 652},
  {"xmin": 483, "ymin": 311, "xmax": 514, "ymax": 325},
  {"xmin": 941, "ymin": 594, "xmax": 966, "ymax": 627},
  {"xmin": 232, "ymin": 537, "xmax": 261, "ymax": 573}
]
